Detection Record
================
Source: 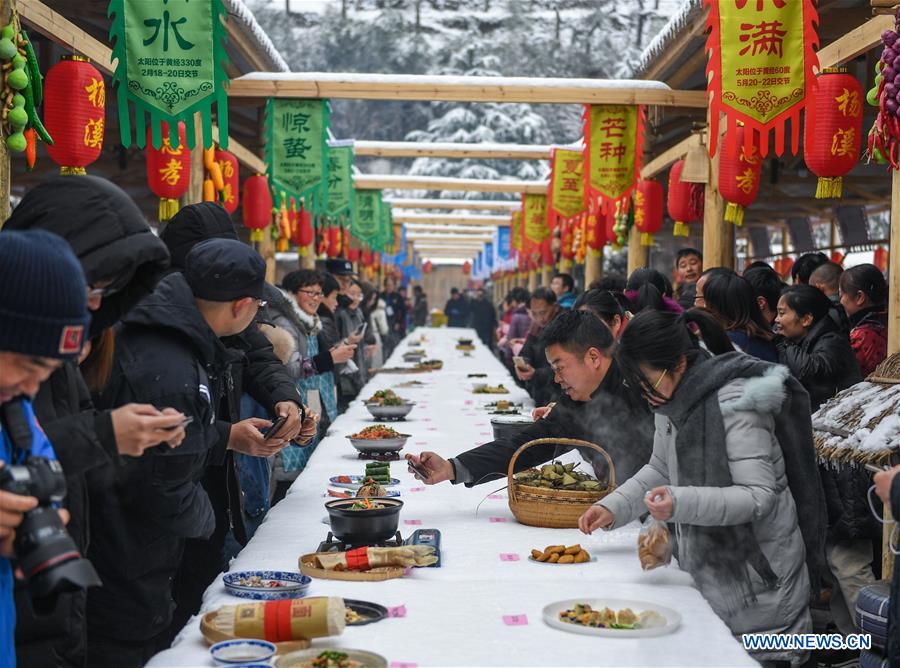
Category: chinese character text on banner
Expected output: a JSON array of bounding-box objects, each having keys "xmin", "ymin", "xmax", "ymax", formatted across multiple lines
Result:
[
  {"xmin": 326, "ymin": 145, "xmax": 355, "ymax": 223},
  {"xmin": 705, "ymin": 0, "xmax": 819, "ymax": 156},
  {"xmin": 548, "ymin": 148, "xmax": 586, "ymax": 229},
  {"xmin": 583, "ymin": 105, "xmax": 644, "ymax": 214}
]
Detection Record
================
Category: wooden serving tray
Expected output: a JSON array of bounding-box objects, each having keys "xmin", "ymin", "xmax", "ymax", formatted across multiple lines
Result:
[
  {"xmin": 298, "ymin": 553, "xmax": 405, "ymax": 581},
  {"xmin": 200, "ymin": 610, "xmax": 311, "ymax": 652}
]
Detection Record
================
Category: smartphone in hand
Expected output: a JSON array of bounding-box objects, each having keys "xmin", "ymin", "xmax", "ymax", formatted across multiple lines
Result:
[
  {"xmin": 261, "ymin": 415, "xmax": 288, "ymax": 441},
  {"xmin": 513, "ymin": 356, "xmax": 529, "ymax": 371}
]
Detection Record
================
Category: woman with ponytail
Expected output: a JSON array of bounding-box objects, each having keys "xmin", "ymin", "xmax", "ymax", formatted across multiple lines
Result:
[
  {"xmin": 623, "ymin": 268, "xmax": 683, "ymax": 315},
  {"xmin": 579, "ymin": 309, "xmax": 824, "ymax": 665},
  {"xmin": 839, "ymin": 264, "xmax": 889, "ymax": 377}
]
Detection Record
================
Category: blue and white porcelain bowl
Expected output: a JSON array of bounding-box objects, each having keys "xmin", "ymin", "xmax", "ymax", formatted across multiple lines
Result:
[
  {"xmin": 209, "ymin": 639, "xmax": 276, "ymax": 665},
  {"xmin": 223, "ymin": 571, "xmax": 311, "ymax": 600}
]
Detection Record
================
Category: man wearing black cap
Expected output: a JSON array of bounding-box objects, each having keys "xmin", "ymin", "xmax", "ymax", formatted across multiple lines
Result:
[{"xmin": 87, "ymin": 239, "xmax": 277, "ymax": 667}]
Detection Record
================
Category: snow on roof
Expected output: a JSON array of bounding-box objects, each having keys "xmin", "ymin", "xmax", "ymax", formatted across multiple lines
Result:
[
  {"xmin": 813, "ymin": 381, "xmax": 900, "ymax": 463},
  {"xmin": 226, "ymin": 0, "xmax": 290, "ymax": 72},
  {"xmin": 631, "ymin": 0, "xmax": 705, "ymax": 79},
  {"xmin": 238, "ymin": 71, "xmax": 672, "ymax": 90}
]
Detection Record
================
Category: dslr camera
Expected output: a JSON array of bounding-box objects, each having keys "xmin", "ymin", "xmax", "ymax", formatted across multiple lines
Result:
[{"xmin": 0, "ymin": 457, "xmax": 101, "ymax": 600}]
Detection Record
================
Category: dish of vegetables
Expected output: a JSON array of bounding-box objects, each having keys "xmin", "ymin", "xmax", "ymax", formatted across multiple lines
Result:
[
  {"xmin": 542, "ymin": 599, "xmax": 680, "ymax": 638},
  {"xmin": 349, "ymin": 425, "xmax": 403, "ymax": 440},
  {"xmin": 365, "ymin": 390, "xmax": 407, "ymax": 407}
]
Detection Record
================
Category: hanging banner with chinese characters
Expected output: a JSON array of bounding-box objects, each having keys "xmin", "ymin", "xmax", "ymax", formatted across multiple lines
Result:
[
  {"xmin": 265, "ymin": 99, "xmax": 330, "ymax": 217},
  {"xmin": 548, "ymin": 148, "xmax": 586, "ymax": 229},
  {"xmin": 109, "ymin": 0, "xmax": 229, "ymax": 151},
  {"xmin": 510, "ymin": 210, "xmax": 522, "ymax": 252},
  {"xmin": 352, "ymin": 189, "xmax": 385, "ymax": 250},
  {"xmin": 705, "ymin": 0, "xmax": 819, "ymax": 157},
  {"xmin": 326, "ymin": 144, "xmax": 355, "ymax": 223},
  {"xmin": 522, "ymin": 193, "xmax": 549, "ymax": 264},
  {"xmin": 583, "ymin": 105, "xmax": 644, "ymax": 212}
]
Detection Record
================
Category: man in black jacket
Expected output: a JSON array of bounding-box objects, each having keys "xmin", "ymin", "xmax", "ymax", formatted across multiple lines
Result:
[
  {"xmin": 407, "ymin": 309, "xmax": 653, "ymax": 489},
  {"xmin": 515, "ymin": 288, "xmax": 561, "ymax": 407},
  {"xmin": 470, "ymin": 287, "xmax": 497, "ymax": 349},
  {"xmin": 87, "ymin": 239, "xmax": 272, "ymax": 667},
  {"xmin": 158, "ymin": 204, "xmax": 309, "ymax": 634}
]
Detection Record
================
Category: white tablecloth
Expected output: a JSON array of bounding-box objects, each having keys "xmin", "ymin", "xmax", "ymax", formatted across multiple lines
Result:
[{"xmin": 148, "ymin": 328, "xmax": 757, "ymax": 667}]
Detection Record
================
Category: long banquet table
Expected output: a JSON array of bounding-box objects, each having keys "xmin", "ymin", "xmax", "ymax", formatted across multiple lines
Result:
[{"xmin": 149, "ymin": 327, "xmax": 758, "ymax": 667}]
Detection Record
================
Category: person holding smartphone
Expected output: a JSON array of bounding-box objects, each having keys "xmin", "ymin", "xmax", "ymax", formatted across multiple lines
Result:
[{"xmin": 336, "ymin": 280, "xmax": 375, "ymax": 409}]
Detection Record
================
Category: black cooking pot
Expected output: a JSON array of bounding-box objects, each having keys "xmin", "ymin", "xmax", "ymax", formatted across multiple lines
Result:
[
  {"xmin": 325, "ymin": 498, "xmax": 404, "ymax": 545},
  {"xmin": 490, "ymin": 416, "xmax": 534, "ymax": 442}
]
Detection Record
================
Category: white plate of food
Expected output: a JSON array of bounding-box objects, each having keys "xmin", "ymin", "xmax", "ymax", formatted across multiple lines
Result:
[
  {"xmin": 329, "ymin": 475, "xmax": 400, "ymax": 489},
  {"xmin": 276, "ymin": 648, "xmax": 388, "ymax": 668},
  {"xmin": 542, "ymin": 599, "xmax": 681, "ymax": 637}
]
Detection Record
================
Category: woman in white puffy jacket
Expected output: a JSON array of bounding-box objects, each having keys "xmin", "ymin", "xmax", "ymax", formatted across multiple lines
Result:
[{"xmin": 579, "ymin": 309, "xmax": 825, "ymax": 666}]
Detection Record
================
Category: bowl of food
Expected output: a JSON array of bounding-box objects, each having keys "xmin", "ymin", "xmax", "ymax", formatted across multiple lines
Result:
[
  {"xmin": 276, "ymin": 648, "xmax": 388, "ymax": 668},
  {"xmin": 324, "ymin": 497, "xmax": 403, "ymax": 545},
  {"xmin": 222, "ymin": 571, "xmax": 312, "ymax": 600},
  {"xmin": 347, "ymin": 425, "xmax": 410, "ymax": 453},
  {"xmin": 457, "ymin": 338, "xmax": 473, "ymax": 346},
  {"xmin": 402, "ymin": 351, "xmax": 425, "ymax": 364},
  {"xmin": 210, "ymin": 639, "xmax": 277, "ymax": 666},
  {"xmin": 490, "ymin": 414, "xmax": 534, "ymax": 441},
  {"xmin": 417, "ymin": 359, "xmax": 443, "ymax": 371},
  {"xmin": 363, "ymin": 390, "xmax": 415, "ymax": 420}
]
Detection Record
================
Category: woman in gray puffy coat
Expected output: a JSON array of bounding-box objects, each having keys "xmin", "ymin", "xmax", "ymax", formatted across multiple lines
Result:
[{"xmin": 580, "ymin": 310, "xmax": 825, "ymax": 665}]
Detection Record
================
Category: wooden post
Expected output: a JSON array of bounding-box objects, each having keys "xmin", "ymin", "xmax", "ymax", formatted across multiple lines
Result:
[
  {"xmin": 701, "ymin": 136, "xmax": 732, "ymax": 269},
  {"xmin": 527, "ymin": 269, "xmax": 538, "ymax": 292},
  {"xmin": 627, "ymin": 226, "xmax": 648, "ymax": 274},
  {"xmin": 889, "ymin": 169, "xmax": 900, "ymax": 356},
  {"xmin": 584, "ymin": 249, "xmax": 603, "ymax": 288},
  {"xmin": 541, "ymin": 265, "xmax": 553, "ymax": 287},
  {"xmin": 0, "ymin": 0, "xmax": 12, "ymax": 224},
  {"xmin": 298, "ymin": 247, "xmax": 315, "ymax": 270},
  {"xmin": 185, "ymin": 114, "xmax": 205, "ymax": 205}
]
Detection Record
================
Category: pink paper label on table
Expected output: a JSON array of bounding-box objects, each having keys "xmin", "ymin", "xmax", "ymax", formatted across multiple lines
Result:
[
  {"xmin": 503, "ymin": 614, "xmax": 528, "ymax": 626},
  {"xmin": 488, "ymin": 494, "xmax": 504, "ymax": 500},
  {"xmin": 388, "ymin": 605, "xmax": 407, "ymax": 618},
  {"xmin": 427, "ymin": 427, "xmax": 437, "ymax": 431},
  {"xmin": 409, "ymin": 487, "xmax": 426, "ymax": 493},
  {"xmin": 422, "ymin": 417, "xmax": 432, "ymax": 422},
  {"xmin": 464, "ymin": 400, "xmax": 473, "ymax": 405},
  {"xmin": 390, "ymin": 663, "xmax": 417, "ymax": 668},
  {"xmin": 404, "ymin": 519, "xmax": 423, "ymax": 526},
  {"xmin": 500, "ymin": 553, "xmax": 520, "ymax": 561},
  {"xmin": 480, "ymin": 432, "xmax": 491, "ymax": 436},
  {"xmin": 475, "ymin": 422, "xmax": 487, "ymax": 426},
  {"xmin": 414, "ymin": 441, "xmax": 427, "ymax": 445},
  {"xmin": 489, "ymin": 517, "xmax": 508, "ymax": 523}
]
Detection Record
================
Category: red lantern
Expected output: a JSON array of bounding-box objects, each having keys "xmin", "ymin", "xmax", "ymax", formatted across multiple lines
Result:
[
  {"xmin": 874, "ymin": 247, "xmax": 888, "ymax": 273},
  {"xmin": 215, "ymin": 150, "xmax": 240, "ymax": 214},
  {"xmin": 667, "ymin": 160, "xmax": 701, "ymax": 237},
  {"xmin": 604, "ymin": 207, "xmax": 620, "ymax": 248},
  {"xmin": 423, "ymin": 260, "xmax": 432, "ymax": 274},
  {"xmin": 719, "ymin": 126, "xmax": 762, "ymax": 226},
  {"xmin": 146, "ymin": 122, "xmax": 191, "ymax": 222},
  {"xmin": 44, "ymin": 56, "xmax": 105, "ymax": 174},
  {"xmin": 585, "ymin": 213, "xmax": 604, "ymax": 251},
  {"xmin": 634, "ymin": 179, "xmax": 664, "ymax": 246},
  {"xmin": 327, "ymin": 225, "xmax": 342, "ymax": 258},
  {"xmin": 346, "ymin": 229, "xmax": 360, "ymax": 263},
  {"xmin": 560, "ymin": 219, "xmax": 576, "ymax": 260},
  {"xmin": 804, "ymin": 70, "xmax": 864, "ymax": 199},
  {"xmin": 830, "ymin": 251, "xmax": 844, "ymax": 266},
  {"xmin": 241, "ymin": 174, "xmax": 273, "ymax": 241},
  {"xmin": 462, "ymin": 260, "xmax": 472, "ymax": 276},
  {"xmin": 361, "ymin": 248, "xmax": 373, "ymax": 267},
  {"xmin": 775, "ymin": 257, "xmax": 794, "ymax": 279},
  {"xmin": 541, "ymin": 237, "xmax": 554, "ymax": 266}
]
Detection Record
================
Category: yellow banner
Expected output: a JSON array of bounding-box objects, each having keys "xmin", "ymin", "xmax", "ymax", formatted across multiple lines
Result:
[
  {"xmin": 585, "ymin": 105, "xmax": 640, "ymax": 204},
  {"xmin": 510, "ymin": 210, "xmax": 522, "ymax": 250},
  {"xmin": 523, "ymin": 194, "xmax": 548, "ymax": 246},
  {"xmin": 549, "ymin": 148, "xmax": 585, "ymax": 220}
]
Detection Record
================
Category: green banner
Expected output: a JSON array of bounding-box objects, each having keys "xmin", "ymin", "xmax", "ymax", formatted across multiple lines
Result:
[
  {"xmin": 109, "ymin": 0, "xmax": 229, "ymax": 150},
  {"xmin": 380, "ymin": 200, "xmax": 393, "ymax": 250},
  {"xmin": 266, "ymin": 99, "xmax": 330, "ymax": 217},
  {"xmin": 353, "ymin": 189, "xmax": 383, "ymax": 250},
  {"xmin": 326, "ymin": 145, "xmax": 354, "ymax": 223}
]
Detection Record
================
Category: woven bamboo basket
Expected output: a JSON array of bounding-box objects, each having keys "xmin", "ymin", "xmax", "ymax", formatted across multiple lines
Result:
[
  {"xmin": 507, "ymin": 437, "xmax": 615, "ymax": 529},
  {"xmin": 298, "ymin": 553, "xmax": 404, "ymax": 581}
]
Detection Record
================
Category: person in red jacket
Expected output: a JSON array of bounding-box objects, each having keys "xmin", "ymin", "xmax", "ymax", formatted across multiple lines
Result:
[{"xmin": 839, "ymin": 263, "xmax": 888, "ymax": 378}]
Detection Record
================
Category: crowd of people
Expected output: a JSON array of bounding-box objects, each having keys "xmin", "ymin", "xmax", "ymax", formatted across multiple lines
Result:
[
  {"xmin": 409, "ymin": 251, "xmax": 895, "ymax": 667},
  {"xmin": 0, "ymin": 177, "xmax": 430, "ymax": 668}
]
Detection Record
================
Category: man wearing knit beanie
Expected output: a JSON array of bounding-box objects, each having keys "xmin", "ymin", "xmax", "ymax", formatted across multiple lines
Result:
[{"xmin": 0, "ymin": 230, "xmax": 91, "ymax": 668}]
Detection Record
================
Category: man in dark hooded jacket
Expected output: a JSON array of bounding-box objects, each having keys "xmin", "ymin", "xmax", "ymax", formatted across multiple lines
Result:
[
  {"xmin": 88, "ymin": 239, "xmax": 270, "ymax": 667},
  {"xmin": 2, "ymin": 176, "xmax": 187, "ymax": 667},
  {"xmin": 157, "ymin": 203, "xmax": 308, "ymax": 636}
]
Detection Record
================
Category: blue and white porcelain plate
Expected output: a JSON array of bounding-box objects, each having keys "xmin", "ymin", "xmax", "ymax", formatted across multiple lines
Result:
[
  {"xmin": 210, "ymin": 638, "xmax": 276, "ymax": 665},
  {"xmin": 223, "ymin": 571, "xmax": 311, "ymax": 600}
]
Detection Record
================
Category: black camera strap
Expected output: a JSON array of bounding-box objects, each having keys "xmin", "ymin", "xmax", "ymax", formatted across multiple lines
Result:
[{"xmin": 1, "ymin": 398, "xmax": 34, "ymax": 462}]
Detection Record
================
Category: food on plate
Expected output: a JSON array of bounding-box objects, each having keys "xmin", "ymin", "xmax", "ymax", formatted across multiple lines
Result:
[
  {"xmin": 208, "ymin": 597, "xmax": 346, "ymax": 641},
  {"xmin": 365, "ymin": 389, "xmax": 406, "ymax": 407},
  {"xmin": 558, "ymin": 603, "xmax": 666, "ymax": 630},
  {"xmin": 396, "ymin": 380, "xmax": 425, "ymax": 388},
  {"xmin": 348, "ymin": 498, "xmax": 387, "ymax": 511},
  {"xmin": 313, "ymin": 545, "xmax": 438, "ymax": 571},
  {"xmin": 364, "ymin": 462, "xmax": 391, "ymax": 484},
  {"xmin": 472, "ymin": 383, "xmax": 509, "ymax": 395},
  {"xmin": 530, "ymin": 544, "xmax": 590, "ymax": 564},
  {"xmin": 303, "ymin": 650, "xmax": 359, "ymax": 668},
  {"xmin": 356, "ymin": 478, "xmax": 386, "ymax": 498},
  {"xmin": 344, "ymin": 608, "xmax": 362, "ymax": 624},
  {"xmin": 236, "ymin": 575, "xmax": 285, "ymax": 588},
  {"xmin": 638, "ymin": 520, "xmax": 673, "ymax": 571},
  {"xmin": 467, "ymin": 373, "xmax": 486, "ymax": 378},
  {"xmin": 350, "ymin": 425, "xmax": 402, "ymax": 440},
  {"xmin": 416, "ymin": 359, "xmax": 443, "ymax": 370},
  {"xmin": 514, "ymin": 461, "xmax": 604, "ymax": 492},
  {"xmin": 334, "ymin": 475, "xmax": 354, "ymax": 484}
]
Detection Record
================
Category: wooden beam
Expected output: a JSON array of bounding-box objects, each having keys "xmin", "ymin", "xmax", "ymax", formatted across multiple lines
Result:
[
  {"xmin": 354, "ymin": 174, "xmax": 547, "ymax": 194},
  {"xmin": 403, "ymin": 223, "xmax": 503, "ymax": 234},
  {"xmin": 387, "ymin": 198, "xmax": 519, "ymax": 211},
  {"xmin": 354, "ymin": 141, "xmax": 556, "ymax": 160},
  {"xmin": 393, "ymin": 213, "xmax": 510, "ymax": 227},
  {"xmin": 644, "ymin": 13, "xmax": 708, "ymax": 81},
  {"xmin": 890, "ymin": 169, "xmax": 900, "ymax": 356},
  {"xmin": 641, "ymin": 133, "xmax": 702, "ymax": 179},
  {"xmin": 228, "ymin": 73, "xmax": 708, "ymax": 108},
  {"xmin": 818, "ymin": 14, "xmax": 893, "ymax": 68}
]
